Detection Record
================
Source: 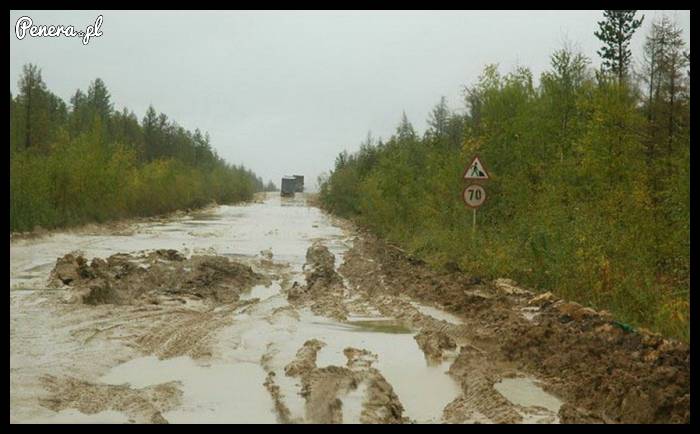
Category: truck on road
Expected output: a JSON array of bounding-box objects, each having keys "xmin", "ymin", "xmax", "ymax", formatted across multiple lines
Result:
[
  {"xmin": 293, "ymin": 175, "xmax": 304, "ymax": 192},
  {"xmin": 281, "ymin": 176, "xmax": 297, "ymax": 197}
]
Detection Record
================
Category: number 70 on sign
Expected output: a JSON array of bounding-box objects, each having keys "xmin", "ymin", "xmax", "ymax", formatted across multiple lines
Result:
[{"xmin": 462, "ymin": 184, "xmax": 486, "ymax": 208}]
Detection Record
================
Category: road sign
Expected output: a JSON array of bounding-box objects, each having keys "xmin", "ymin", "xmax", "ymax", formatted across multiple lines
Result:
[
  {"xmin": 462, "ymin": 184, "xmax": 486, "ymax": 208},
  {"xmin": 463, "ymin": 155, "xmax": 489, "ymax": 180}
]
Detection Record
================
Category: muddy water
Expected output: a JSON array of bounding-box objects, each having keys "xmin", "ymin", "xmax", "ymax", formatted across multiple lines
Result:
[
  {"xmin": 10, "ymin": 193, "xmax": 464, "ymax": 423},
  {"xmin": 494, "ymin": 378, "xmax": 562, "ymax": 424}
]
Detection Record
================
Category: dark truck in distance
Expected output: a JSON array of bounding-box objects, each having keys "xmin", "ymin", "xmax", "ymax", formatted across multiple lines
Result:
[
  {"xmin": 281, "ymin": 176, "xmax": 297, "ymax": 197},
  {"xmin": 293, "ymin": 175, "xmax": 304, "ymax": 192},
  {"xmin": 281, "ymin": 175, "xmax": 304, "ymax": 197}
]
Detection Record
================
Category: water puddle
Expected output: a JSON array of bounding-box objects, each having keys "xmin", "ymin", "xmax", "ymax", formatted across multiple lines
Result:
[
  {"xmin": 339, "ymin": 382, "xmax": 367, "ymax": 424},
  {"xmin": 100, "ymin": 356, "xmax": 277, "ymax": 423},
  {"xmin": 240, "ymin": 282, "xmax": 282, "ymax": 302},
  {"xmin": 494, "ymin": 377, "xmax": 562, "ymax": 423},
  {"xmin": 519, "ymin": 307, "xmax": 541, "ymax": 321}
]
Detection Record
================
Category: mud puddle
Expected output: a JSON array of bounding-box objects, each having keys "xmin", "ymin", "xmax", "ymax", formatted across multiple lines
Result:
[
  {"xmin": 239, "ymin": 282, "xmax": 283, "ymax": 302},
  {"xmin": 100, "ymin": 356, "xmax": 276, "ymax": 424},
  {"xmin": 494, "ymin": 377, "xmax": 562, "ymax": 423}
]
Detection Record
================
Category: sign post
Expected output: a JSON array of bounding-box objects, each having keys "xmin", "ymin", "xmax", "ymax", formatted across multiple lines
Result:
[{"xmin": 462, "ymin": 155, "xmax": 490, "ymax": 234}]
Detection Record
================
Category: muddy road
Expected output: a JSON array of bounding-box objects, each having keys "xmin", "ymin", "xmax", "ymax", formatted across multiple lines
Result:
[{"xmin": 10, "ymin": 193, "xmax": 689, "ymax": 424}]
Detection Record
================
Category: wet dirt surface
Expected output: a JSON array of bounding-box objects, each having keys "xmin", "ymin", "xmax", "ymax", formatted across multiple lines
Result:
[{"xmin": 10, "ymin": 193, "xmax": 690, "ymax": 424}]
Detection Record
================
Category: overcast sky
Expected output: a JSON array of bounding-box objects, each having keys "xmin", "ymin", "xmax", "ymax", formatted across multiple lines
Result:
[{"xmin": 9, "ymin": 10, "xmax": 690, "ymax": 190}]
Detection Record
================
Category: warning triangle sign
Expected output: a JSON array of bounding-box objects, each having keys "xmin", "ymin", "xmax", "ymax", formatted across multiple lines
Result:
[{"xmin": 463, "ymin": 155, "xmax": 489, "ymax": 180}]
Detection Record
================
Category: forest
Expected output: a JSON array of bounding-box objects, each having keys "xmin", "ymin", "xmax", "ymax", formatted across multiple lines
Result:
[
  {"xmin": 318, "ymin": 12, "xmax": 690, "ymax": 340},
  {"xmin": 10, "ymin": 66, "xmax": 266, "ymax": 233}
]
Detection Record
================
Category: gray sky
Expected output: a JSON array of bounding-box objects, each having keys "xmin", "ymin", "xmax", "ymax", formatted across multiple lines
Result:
[{"xmin": 10, "ymin": 10, "xmax": 690, "ymax": 190}]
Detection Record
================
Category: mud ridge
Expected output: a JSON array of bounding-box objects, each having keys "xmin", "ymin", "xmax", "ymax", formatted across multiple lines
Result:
[
  {"xmin": 38, "ymin": 374, "xmax": 182, "ymax": 424},
  {"xmin": 287, "ymin": 242, "xmax": 348, "ymax": 321},
  {"xmin": 49, "ymin": 249, "xmax": 269, "ymax": 306},
  {"xmin": 280, "ymin": 340, "xmax": 408, "ymax": 424}
]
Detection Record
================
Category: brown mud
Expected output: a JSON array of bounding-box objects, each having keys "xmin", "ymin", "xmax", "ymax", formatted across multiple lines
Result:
[
  {"xmin": 277, "ymin": 339, "xmax": 408, "ymax": 424},
  {"xmin": 337, "ymin": 231, "xmax": 690, "ymax": 424},
  {"xmin": 49, "ymin": 249, "xmax": 269, "ymax": 306},
  {"xmin": 287, "ymin": 241, "xmax": 349, "ymax": 321},
  {"xmin": 39, "ymin": 374, "xmax": 182, "ymax": 424}
]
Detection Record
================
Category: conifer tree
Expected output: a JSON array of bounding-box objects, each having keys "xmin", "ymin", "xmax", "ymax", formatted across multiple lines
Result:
[{"xmin": 595, "ymin": 10, "xmax": 644, "ymax": 83}]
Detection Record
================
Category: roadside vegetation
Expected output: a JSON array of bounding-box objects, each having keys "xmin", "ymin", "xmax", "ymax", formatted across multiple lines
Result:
[
  {"xmin": 10, "ymin": 66, "xmax": 265, "ymax": 233},
  {"xmin": 319, "ymin": 12, "xmax": 690, "ymax": 340}
]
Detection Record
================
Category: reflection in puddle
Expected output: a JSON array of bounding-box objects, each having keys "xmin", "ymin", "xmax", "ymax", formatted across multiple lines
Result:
[
  {"xmin": 344, "ymin": 319, "xmax": 412, "ymax": 334},
  {"xmin": 409, "ymin": 301, "xmax": 463, "ymax": 325}
]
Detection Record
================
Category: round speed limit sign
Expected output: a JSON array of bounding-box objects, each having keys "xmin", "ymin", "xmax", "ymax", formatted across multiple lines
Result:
[{"xmin": 462, "ymin": 184, "xmax": 486, "ymax": 208}]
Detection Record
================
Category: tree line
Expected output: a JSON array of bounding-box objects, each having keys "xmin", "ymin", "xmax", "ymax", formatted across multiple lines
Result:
[
  {"xmin": 10, "ymin": 66, "xmax": 267, "ymax": 232},
  {"xmin": 318, "ymin": 11, "xmax": 690, "ymax": 340}
]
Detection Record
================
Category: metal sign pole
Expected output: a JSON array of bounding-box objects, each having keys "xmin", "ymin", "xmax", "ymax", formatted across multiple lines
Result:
[{"xmin": 472, "ymin": 208, "xmax": 476, "ymax": 235}]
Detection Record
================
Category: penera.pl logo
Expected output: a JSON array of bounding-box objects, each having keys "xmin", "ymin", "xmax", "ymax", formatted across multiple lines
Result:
[{"xmin": 15, "ymin": 15, "xmax": 104, "ymax": 45}]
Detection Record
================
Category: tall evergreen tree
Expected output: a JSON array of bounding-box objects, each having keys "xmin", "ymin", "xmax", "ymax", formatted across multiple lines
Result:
[
  {"xmin": 69, "ymin": 88, "xmax": 89, "ymax": 137},
  {"xmin": 427, "ymin": 96, "xmax": 450, "ymax": 139},
  {"xmin": 142, "ymin": 105, "xmax": 158, "ymax": 161},
  {"xmin": 17, "ymin": 64, "xmax": 48, "ymax": 150},
  {"xmin": 87, "ymin": 78, "xmax": 113, "ymax": 122},
  {"xmin": 594, "ymin": 10, "xmax": 644, "ymax": 83},
  {"xmin": 396, "ymin": 111, "xmax": 416, "ymax": 142}
]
